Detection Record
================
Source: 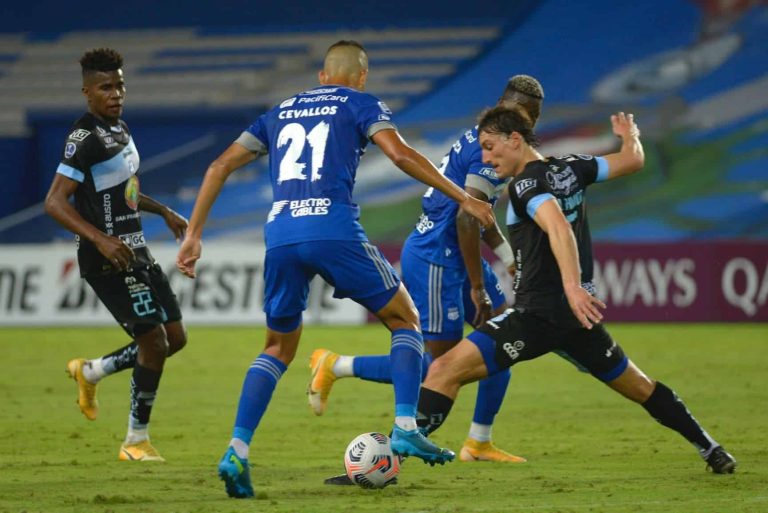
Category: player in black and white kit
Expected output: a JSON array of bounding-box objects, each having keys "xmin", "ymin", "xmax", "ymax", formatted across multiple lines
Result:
[
  {"xmin": 413, "ymin": 105, "xmax": 737, "ymax": 474},
  {"xmin": 45, "ymin": 48, "xmax": 188, "ymax": 462}
]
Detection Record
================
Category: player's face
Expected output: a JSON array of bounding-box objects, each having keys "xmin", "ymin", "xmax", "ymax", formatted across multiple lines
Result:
[
  {"xmin": 83, "ymin": 69, "xmax": 125, "ymax": 123},
  {"xmin": 480, "ymin": 131, "xmax": 520, "ymax": 178}
]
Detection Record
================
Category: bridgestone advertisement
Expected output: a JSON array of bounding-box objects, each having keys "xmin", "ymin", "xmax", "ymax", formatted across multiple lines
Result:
[
  {"xmin": 1, "ymin": 242, "xmax": 766, "ymax": 325},
  {"xmin": 0, "ymin": 243, "xmax": 366, "ymax": 326}
]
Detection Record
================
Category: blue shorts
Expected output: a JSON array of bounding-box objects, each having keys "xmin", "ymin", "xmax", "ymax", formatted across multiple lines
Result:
[
  {"xmin": 401, "ymin": 246, "xmax": 507, "ymax": 342},
  {"xmin": 263, "ymin": 240, "xmax": 400, "ymax": 318}
]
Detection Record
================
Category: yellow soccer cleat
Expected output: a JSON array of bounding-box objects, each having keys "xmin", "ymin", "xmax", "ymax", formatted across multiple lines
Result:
[
  {"xmin": 459, "ymin": 438, "xmax": 527, "ymax": 463},
  {"xmin": 307, "ymin": 348, "xmax": 339, "ymax": 416},
  {"xmin": 65, "ymin": 358, "xmax": 98, "ymax": 421},
  {"xmin": 119, "ymin": 440, "xmax": 165, "ymax": 462}
]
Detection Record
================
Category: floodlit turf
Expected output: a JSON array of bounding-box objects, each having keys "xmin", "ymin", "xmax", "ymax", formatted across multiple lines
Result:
[{"xmin": 0, "ymin": 324, "xmax": 766, "ymax": 513}]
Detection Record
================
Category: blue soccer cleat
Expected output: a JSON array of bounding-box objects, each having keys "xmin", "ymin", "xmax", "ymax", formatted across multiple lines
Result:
[
  {"xmin": 218, "ymin": 447, "xmax": 255, "ymax": 498},
  {"xmin": 390, "ymin": 425, "xmax": 455, "ymax": 465}
]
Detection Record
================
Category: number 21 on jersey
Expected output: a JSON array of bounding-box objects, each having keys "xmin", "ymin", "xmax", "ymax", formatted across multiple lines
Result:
[{"xmin": 277, "ymin": 121, "xmax": 330, "ymax": 184}]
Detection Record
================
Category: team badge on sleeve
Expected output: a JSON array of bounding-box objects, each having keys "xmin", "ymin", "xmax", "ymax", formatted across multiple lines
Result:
[
  {"xmin": 377, "ymin": 101, "xmax": 392, "ymax": 115},
  {"xmin": 64, "ymin": 142, "xmax": 77, "ymax": 158}
]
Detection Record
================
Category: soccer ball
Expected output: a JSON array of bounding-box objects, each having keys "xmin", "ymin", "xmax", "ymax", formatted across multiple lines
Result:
[{"xmin": 344, "ymin": 432, "xmax": 400, "ymax": 489}]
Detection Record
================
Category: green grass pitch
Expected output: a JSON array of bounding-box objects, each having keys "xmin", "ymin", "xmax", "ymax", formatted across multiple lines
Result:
[{"xmin": 1, "ymin": 324, "xmax": 766, "ymax": 513}]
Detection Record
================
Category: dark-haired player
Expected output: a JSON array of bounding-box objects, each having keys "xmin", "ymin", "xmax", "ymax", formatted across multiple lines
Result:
[
  {"xmin": 176, "ymin": 40, "xmax": 494, "ymax": 498},
  {"xmin": 45, "ymin": 48, "xmax": 189, "ymax": 462},
  {"xmin": 413, "ymin": 106, "xmax": 737, "ymax": 474},
  {"xmin": 309, "ymin": 76, "xmax": 547, "ymax": 469}
]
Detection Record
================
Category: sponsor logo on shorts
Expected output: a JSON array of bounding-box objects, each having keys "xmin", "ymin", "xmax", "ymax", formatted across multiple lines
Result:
[
  {"xmin": 502, "ymin": 339, "xmax": 525, "ymax": 360},
  {"xmin": 447, "ymin": 307, "xmax": 459, "ymax": 321}
]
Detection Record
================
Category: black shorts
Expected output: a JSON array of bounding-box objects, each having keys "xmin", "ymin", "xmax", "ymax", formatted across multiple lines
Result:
[
  {"xmin": 86, "ymin": 263, "xmax": 182, "ymax": 338},
  {"xmin": 468, "ymin": 306, "xmax": 628, "ymax": 382}
]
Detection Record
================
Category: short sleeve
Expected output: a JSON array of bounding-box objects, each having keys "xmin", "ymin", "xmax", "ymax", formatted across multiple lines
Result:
[
  {"xmin": 465, "ymin": 162, "xmax": 500, "ymax": 200},
  {"xmin": 55, "ymin": 128, "xmax": 93, "ymax": 183},
  {"xmin": 510, "ymin": 174, "xmax": 555, "ymax": 220},
  {"xmin": 562, "ymin": 154, "xmax": 609, "ymax": 185},
  {"xmin": 462, "ymin": 135, "xmax": 502, "ymax": 199},
  {"xmin": 241, "ymin": 114, "xmax": 269, "ymax": 155},
  {"xmin": 356, "ymin": 95, "xmax": 397, "ymax": 141}
]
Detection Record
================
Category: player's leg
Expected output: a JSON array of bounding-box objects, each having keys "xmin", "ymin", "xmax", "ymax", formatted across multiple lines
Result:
[
  {"xmin": 372, "ymin": 284, "xmax": 454, "ymax": 464},
  {"xmin": 81, "ymin": 269, "xmax": 170, "ymax": 460},
  {"xmin": 459, "ymin": 263, "xmax": 523, "ymax": 463},
  {"xmin": 418, "ymin": 308, "xmax": 551, "ymax": 436},
  {"xmin": 119, "ymin": 322, "xmax": 168, "ymax": 462},
  {"xmin": 306, "ymin": 241, "xmax": 450, "ymax": 410},
  {"xmin": 564, "ymin": 325, "xmax": 736, "ymax": 473},
  {"xmin": 67, "ymin": 266, "xmax": 186, "ymax": 420},
  {"xmin": 218, "ymin": 244, "xmax": 307, "ymax": 498},
  {"xmin": 314, "ymin": 240, "xmax": 453, "ymax": 464}
]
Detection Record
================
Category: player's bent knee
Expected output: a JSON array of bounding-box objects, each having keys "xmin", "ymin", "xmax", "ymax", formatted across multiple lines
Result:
[
  {"xmin": 166, "ymin": 322, "xmax": 188, "ymax": 355},
  {"xmin": 135, "ymin": 325, "xmax": 169, "ymax": 365},
  {"xmin": 607, "ymin": 361, "xmax": 655, "ymax": 403}
]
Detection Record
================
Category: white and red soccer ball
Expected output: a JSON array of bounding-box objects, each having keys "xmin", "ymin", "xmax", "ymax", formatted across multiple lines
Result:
[{"xmin": 344, "ymin": 432, "xmax": 400, "ymax": 489}]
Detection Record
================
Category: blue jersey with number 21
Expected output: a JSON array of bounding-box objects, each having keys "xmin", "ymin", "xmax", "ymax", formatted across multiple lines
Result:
[{"xmin": 238, "ymin": 86, "xmax": 396, "ymax": 249}]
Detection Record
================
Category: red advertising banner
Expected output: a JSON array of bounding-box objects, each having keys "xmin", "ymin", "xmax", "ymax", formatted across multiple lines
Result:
[
  {"xmin": 378, "ymin": 241, "xmax": 768, "ymax": 323},
  {"xmin": 593, "ymin": 242, "xmax": 768, "ymax": 322}
]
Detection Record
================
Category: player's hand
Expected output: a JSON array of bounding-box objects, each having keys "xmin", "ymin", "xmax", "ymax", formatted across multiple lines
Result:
[
  {"xmin": 176, "ymin": 236, "xmax": 202, "ymax": 278},
  {"xmin": 163, "ymin": 207, "xmax": 188, "ymax": 242},
  {"xmin": 610, "ymin": 112, "xmax": 640, "ymax": 140},
  {"xmin": 564, "ymin": 284, "xmax": 606, "ymax": 329},
  {"xmin": 506, "ymin": 263, "xmax": 516, "ymax": 277},
  {"xmin": 460, "ymin": 196, "xmax": 495, "ymax": 229},
  {"xmin": 470, "ymin": 287, "xmax": 493, "ymax": 327},
  {"xmin": 94, "ymin": 233, "xmax": 135, "ymax": 271}
]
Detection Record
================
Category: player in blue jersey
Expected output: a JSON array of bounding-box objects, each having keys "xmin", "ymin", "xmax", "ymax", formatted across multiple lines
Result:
[
  {"xmin": 45, "ymin": 48, "xmax": 188, "ymax": 462},
  {"xmin": 309, "ymin": 77, "xmax": 546, "ymax": 474},
  {"xmin": 175, "ymin": 40, "xmax": 495, "ymax": 498},
  {"xmin": 413, "ymin": 106, "xmax": 736, "ymax": 474}
]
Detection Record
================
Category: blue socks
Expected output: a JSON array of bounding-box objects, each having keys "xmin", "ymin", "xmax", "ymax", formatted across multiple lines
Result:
[
  {"xmin": 389, "ymin": 329, "xmax": 424, "ymax": 418},
  {"xmin": 353, "ymin": 351, "xmax": 432, "ymax": 383},
  {"xmin": 232, "ymin": 353, "xmax": 287, "ymax": 445},
  {"xmin": 472, "ymin": 368, "xmax": 511, "ymax": 425}
]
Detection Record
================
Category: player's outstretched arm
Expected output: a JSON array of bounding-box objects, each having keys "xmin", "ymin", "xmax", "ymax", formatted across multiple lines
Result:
[
  {"xmin": 372, "ymin": 129, "xmax": 495, "ymax": 228},
  {"xmin": 602, "ymin": 112, "xmax": 644, "ymax": 180},
  {"xmin": 533, "ymin": 199, "xmax": 605, "ymax": 329},
  {"xmin": 138, "ymin": 193, "xmax": 188, "ymax": 242},
  {"xmin": 177, "ymin": 143, "xmax": 257, "ymax": 278},
  {"xmin": 45, "ymin": 174, "xmax": 136, "ymax": 269}
]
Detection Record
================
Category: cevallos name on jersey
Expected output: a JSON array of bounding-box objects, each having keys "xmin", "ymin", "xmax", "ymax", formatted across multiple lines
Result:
[{"xmin": 278, "ymin": 106, "xmax": 339, "ymax": 119}]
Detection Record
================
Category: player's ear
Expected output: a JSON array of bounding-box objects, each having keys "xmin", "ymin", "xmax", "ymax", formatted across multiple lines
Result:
[
  {"xmin": 318, "ymin": 70, "xmax": 327, "ymax": 85},
  {"xmin": 358, "ymin": 68, "xmax": 368, "ymax": 89}
]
